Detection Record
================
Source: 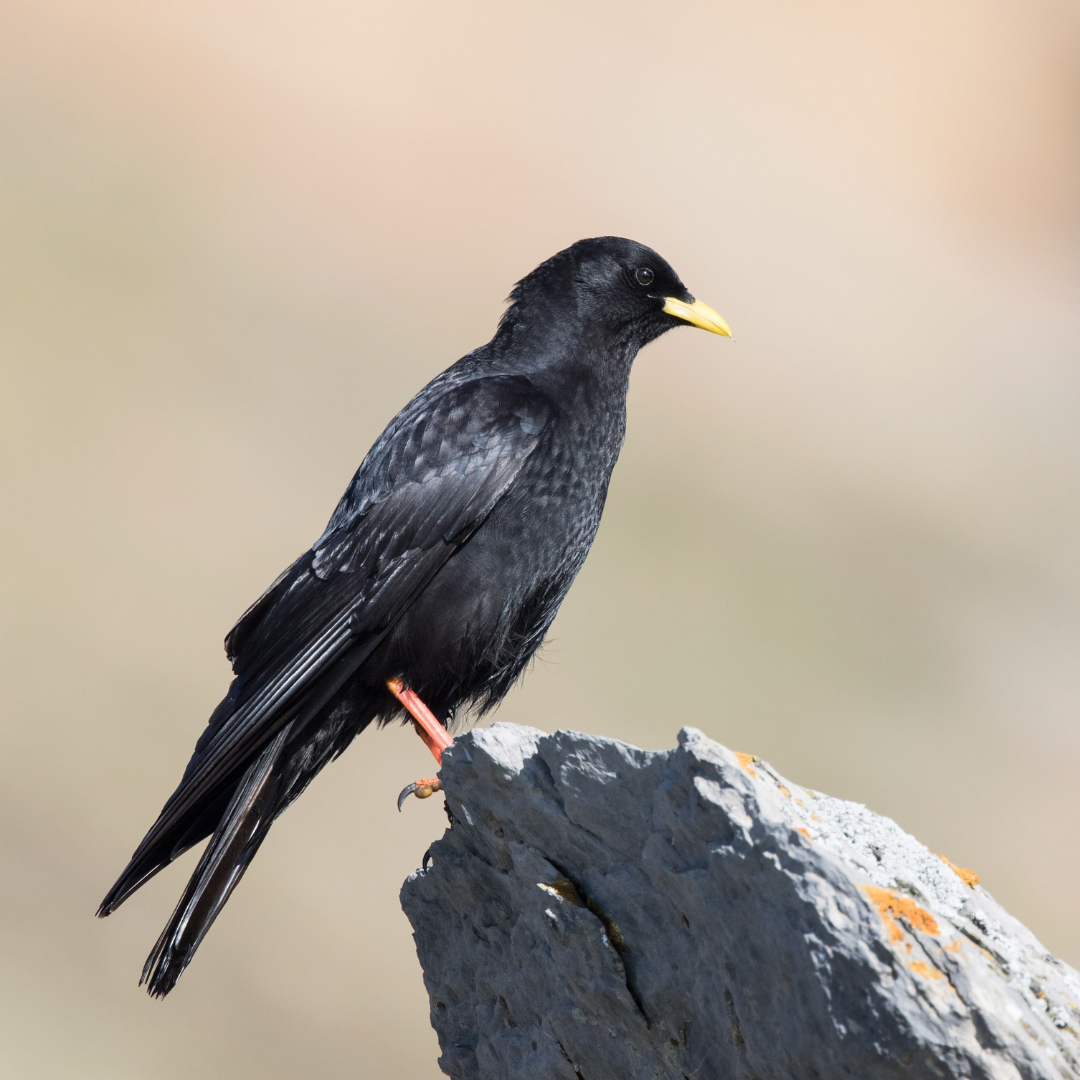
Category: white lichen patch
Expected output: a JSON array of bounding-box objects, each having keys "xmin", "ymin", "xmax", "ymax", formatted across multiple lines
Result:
[{"xmin": 779, "ymin": 779, "xmax": 971, "ymax": 919}]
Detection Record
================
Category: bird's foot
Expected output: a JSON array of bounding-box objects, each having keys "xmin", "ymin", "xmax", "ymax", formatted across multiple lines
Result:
[
  {"xmin": 387, "ymin": 679, "xmax": 451, "ymax": 811},
  {"xmin": 397, "ymin": 777, "xmax": 442, "ymax": 812}
]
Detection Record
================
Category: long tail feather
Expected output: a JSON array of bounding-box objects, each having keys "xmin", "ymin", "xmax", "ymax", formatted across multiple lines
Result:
[{"xmin": 140, "ymin": 724, "xmax": 292, "ymax": 998}]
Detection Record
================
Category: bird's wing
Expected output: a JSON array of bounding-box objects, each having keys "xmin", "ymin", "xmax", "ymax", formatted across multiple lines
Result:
[{"xmin": 110, "ymin": 374, "xmax": 553, "ymax": 896}]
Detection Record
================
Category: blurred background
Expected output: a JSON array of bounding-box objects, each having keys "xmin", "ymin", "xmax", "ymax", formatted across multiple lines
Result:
[{"xmin": 1, "ymin": 0, "xmax": 1079, "ymax": 1075}]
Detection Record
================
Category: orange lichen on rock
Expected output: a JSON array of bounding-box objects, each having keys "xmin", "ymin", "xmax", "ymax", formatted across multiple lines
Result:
[
  {"xmin": 796, "ymin": 827, "xmax": 811, "ymax": 839},
  {"xmin": 938, "ymin": 855, "xmax": 980, "ymax": 888},
  {"xmin": 908, "ymin": 960, "xmax": 943, "ymax": 980},
  {"xmin": 778, "ymin": 785, "xmax": 791, "ymax": 798},
  {"xmin": 945, "ymin": 939, "xmax": 962, "ymax": 953},
  {"xmin": 733, "ymin": 752, "xmax": 757, "ymax": 777},
  {"xmin": 863, "ymin": 886, "xmax": 940, "ymax": 942}
]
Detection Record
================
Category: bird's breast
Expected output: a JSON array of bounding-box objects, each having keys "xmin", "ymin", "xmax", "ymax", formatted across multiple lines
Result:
[{"xmin": 380, "ymin": 382, "xmax": 630, "ymax": 706}]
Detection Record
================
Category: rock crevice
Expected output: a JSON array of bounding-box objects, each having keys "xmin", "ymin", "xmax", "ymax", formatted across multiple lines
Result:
[{"xmin": 400, "ymin": 724, "xmax": 1080, "ymax": 1079}]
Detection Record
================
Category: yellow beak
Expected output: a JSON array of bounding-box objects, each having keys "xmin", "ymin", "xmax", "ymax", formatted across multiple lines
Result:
[{"xmin": 662, "ymin": 296, "xmax": 733, "ymax": 338}]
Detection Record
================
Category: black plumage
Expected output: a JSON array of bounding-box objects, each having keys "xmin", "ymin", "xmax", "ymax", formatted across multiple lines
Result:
[{"xmin": 98, "ymin": 236, "xmax": 730, "ymax": 996}]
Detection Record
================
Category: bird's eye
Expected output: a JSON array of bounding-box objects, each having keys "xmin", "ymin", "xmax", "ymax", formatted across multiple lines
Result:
[{"xmin": 634, "ymin": 267, "xmax": 654, "ymax": 287}]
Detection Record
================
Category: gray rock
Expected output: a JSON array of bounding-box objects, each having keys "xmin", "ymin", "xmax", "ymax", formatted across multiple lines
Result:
[{"xmin": 400, "ymin": 724, "xmax": 1080, "ymax": 1079}]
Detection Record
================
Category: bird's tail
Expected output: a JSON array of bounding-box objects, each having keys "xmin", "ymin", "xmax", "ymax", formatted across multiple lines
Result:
[{"xmin": 140, "ymin": 723, "xmax": 292, "ymax": 998}]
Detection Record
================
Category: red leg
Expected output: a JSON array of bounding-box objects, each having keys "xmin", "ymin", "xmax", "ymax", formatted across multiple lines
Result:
[{"xmin": 387, "ymin": 677, "xmax": 453, "ymax": 763}]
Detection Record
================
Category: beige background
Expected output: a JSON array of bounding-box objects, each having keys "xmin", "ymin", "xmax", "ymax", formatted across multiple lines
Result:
[{"xmin": 2, "ymin": 1, "xmax": 1079, "ymax": 1076}]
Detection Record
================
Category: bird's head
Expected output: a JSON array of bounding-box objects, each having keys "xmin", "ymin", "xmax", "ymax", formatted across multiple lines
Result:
[{"xmin": 498, "ymin": 237, "xmax": 732, "ymax": 357}]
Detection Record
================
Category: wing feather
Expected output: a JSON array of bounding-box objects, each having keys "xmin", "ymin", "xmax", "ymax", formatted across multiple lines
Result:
[{"xmin": 102, "ymin": 375, "xmax": 553, "ymax": 907}]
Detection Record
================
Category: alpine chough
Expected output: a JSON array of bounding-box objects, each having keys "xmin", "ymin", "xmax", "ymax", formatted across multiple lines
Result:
[{"xmin": 98, "ymin": 236, "xmax": 731, "ymax": 996}]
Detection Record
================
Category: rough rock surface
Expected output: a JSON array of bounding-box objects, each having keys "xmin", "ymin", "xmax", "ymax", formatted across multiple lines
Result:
[{"xmin": 400, "ymin": 724, "xmax": 1080, "ymax": 1079}]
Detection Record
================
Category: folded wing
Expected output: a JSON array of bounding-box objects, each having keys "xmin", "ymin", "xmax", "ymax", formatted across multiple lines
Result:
[{"xmin": 99, "ymin": 373, "xmax": 553, "ymax": 913}]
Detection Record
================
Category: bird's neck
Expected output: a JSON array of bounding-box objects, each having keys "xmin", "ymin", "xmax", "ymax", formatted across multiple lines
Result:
[{"xmin": 487, "ymin": 314, "xmax": 639, "ymax": 410}]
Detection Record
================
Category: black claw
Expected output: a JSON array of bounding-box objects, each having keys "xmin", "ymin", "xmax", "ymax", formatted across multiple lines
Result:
[{"xmin": 397, "ymin": 782, "xmax": 419, "ymax": 812}]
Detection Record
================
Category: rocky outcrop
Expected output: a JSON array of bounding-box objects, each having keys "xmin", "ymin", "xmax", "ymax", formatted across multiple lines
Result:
[{"xmin": 400, "ymin": 724, "xmax": 1080, "ymax": 1079}]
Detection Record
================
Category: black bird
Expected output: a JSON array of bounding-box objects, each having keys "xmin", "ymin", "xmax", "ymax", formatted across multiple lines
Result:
[{"xmin": 98, "ymin": 236, "xmax": 731, "ymax": 996}]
